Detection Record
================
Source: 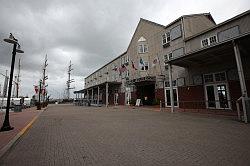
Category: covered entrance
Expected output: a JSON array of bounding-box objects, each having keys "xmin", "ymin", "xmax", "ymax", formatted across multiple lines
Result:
[
  {"xmin": 168, "ymin": 35, "xmax": 250, "ymax": 121},
  {"xmin": 136, "ymin": 84, "xmax": 155, "ymax": 105},
  {"xmin": 127, "ymin": 76, "xmax": 156, "ymax": 105}
]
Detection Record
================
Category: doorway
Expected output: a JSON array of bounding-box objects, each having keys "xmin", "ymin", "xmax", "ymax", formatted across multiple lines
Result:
[
  {"xmin": 165, "ymin": 88, "xmax": 178, "ymax": 107},
  {"xmin": 205, "ymin": 83, "xmax": 230, "ymax": 109}
]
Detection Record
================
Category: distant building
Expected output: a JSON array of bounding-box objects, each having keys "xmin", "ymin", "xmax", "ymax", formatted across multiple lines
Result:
[{"xmin": 75, "ymin": 10, "xmax": 250, "ymax": 118}]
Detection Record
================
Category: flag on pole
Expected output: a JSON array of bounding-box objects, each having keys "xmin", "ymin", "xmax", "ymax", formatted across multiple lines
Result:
[
  {"xmin": 131, "ymin": 60, "xmax": 137, "ymax": 70},
  {"xmin": 152, "ymin": 57, "xmax": 158, "ymax": 67},
  {"xmin": 34, "ymin": 85, "xmax": 38, "ymax": 94},
  {"xmin": 112, "ymin": 66, "xmax": 118, "ymax": 71},
  {"xmin": 139, "ymin": 57, "xmax": 144, "ymax": 66},
  {"xmin": 119, "ymin": 64, "xmax": 127, "ymax": 73}
]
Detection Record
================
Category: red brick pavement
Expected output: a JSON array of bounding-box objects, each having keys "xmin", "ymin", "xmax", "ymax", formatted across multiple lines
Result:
[{"xmin": 0, "ymin": 107, "xmax": 42, "ymax": 151}]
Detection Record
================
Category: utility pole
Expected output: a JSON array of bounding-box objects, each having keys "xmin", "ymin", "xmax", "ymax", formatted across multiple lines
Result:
[
  {"xmin": 66, "ymin": 60, "xmax": 74, "ymax": 100},
  {"xmin": 37, "ymin": 79, "xmax": 42, "ymax": 110},
  {"xmin": 42, "ymin": 55, "xmax": 48, "ymax": 106},
  {"xmin": 16, "ymin": 58, "xmax": 21, "ymax": 98}
]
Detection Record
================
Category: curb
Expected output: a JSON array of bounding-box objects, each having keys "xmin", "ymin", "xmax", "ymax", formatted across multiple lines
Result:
[{"xmin": 0, "ymin": 108, "xmax": 46, "ymax": 159}]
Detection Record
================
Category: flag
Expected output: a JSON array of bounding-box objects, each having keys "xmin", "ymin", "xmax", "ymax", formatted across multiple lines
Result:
[
  {"xmin": 112, "ymin": 66, "xmax": 118, "ymax": 71},
  {"xmin": 139, "ymin": 57, "xmax": 144, "ymax": 66},
  {"xmin": 118, "ymin": 64, "xmax": 127, "ymax": 75},
  {"xmin": 152, "ymin": 57, "xmax": 158, "ymax": 67},
  {"xmin": 34, "ymin": 85, "xmax": 38, "ymax": 94},
  {"xmin": 131, "ymin": 60, "xmax": 137, "ymax": 70}
]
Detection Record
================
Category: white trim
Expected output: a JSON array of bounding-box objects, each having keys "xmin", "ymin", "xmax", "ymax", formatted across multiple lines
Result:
[
  {"xmin": 201, "ymin": 34, "xmax": 218, "ymax": 48},
  {"xmin": 204, "ymin": 82, "xmax": 231, "ymax": 109},
  {"xmin": 165, "ymin": 87, "xmax": 179, "ymax": 107}
]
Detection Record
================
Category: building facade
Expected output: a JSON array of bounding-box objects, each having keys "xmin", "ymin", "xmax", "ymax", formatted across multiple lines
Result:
[{"xmin": 75, "ymin": 10, "xmax": 250, "ymax": 121}]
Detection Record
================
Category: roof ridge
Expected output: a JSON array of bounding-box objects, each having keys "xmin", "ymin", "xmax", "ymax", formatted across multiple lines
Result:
[{"xmin": 140, "ymin": 18, "xmax": 165, "ymax": 27}]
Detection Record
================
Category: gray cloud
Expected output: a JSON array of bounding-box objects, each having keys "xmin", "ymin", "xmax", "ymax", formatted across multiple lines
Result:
[{"xmin": 0, "ymin": 0, "xmax": 249, "ymax": 98}]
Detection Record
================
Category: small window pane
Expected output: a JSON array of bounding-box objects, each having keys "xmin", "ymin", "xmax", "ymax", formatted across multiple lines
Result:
[
  {"xmin": 209, "ymin": 36, "xmax": 217, "ymax": 45},
  {"xmin": 166, "ymin": 32, "xmax": 170, "ymax": 42},
  {"xmin": 162, "ymin": 34, "xmax": 166, "ymax": 44},
  {"xmin": 202, "ymin": 39, "xmax": 209, "ymax": 47},
  {"xmin": 215, "ymin": 72, "xmax": 226, "ymax": 82},
  {"xmin": 204, "ymin": 74, "xmax": 213, "ymax": 83}
]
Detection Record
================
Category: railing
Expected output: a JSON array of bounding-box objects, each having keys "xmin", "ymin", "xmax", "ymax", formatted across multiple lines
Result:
[{"xmin": 236, "ymin": 96, "xmax": 250, "ymax": 123}]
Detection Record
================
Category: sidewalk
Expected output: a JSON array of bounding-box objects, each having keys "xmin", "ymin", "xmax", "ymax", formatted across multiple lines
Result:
[{"xmin": 0, "ymin": 107, "xmax": 43, "ymax": 157}]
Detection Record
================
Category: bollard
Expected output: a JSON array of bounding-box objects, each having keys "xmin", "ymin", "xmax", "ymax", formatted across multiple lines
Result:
[{"xmin": 160, "ymin": 100, "xmax": 162, "ymax": 111}]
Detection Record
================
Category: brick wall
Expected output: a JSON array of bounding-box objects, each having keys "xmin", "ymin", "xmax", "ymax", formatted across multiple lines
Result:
[
  {"xmin": 228, "ymin": 80, "xmax": 250, "ymax": 111},
  {"xmin": 155, "ymin": 88, "xmax": 165, "ymax": 106},
  {"xmin": 178, "ymin": 85, "xmax": 206, "ymax": 109},
  {"xmin": 131, "ymin": 91, "xmax": 137, "ymax": 100}
]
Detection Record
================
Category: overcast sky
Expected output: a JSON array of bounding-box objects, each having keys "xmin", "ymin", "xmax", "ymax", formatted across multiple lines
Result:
[{"xmin": 0, "ymin": 0, "xmax": 249, "ymax": 99}]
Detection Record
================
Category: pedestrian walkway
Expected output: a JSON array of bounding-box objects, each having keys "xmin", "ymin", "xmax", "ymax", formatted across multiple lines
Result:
[
  {"xmin": 1, "ymin": 104, "xmax": 250, "ymax": 166},
  {"xmin": 0, "ymin": 107, "xmax": 43, "ymax": 157}
]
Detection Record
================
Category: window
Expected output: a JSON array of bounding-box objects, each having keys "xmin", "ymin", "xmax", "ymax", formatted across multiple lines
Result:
[
  {"xmin": 209, "ymin": 36, "xmax": 217, "ymax": 45},
  {"xmin": 201, "ymin": 35, "xmax": 217, "ymax": 48},
  {"xmin": 215, "ymin": 72, "xmax": 226, "ymax": 82},
  {"xmin": 162, "ymin": 32, "xmax": 170, "ymax": 46},
  {"xmin": 164, "ymin": 52, "xmax": 172, "ymax": 61},
  {"xmin": 168, "ymin": 53, "xmax": 173, "ymax": 60},
  {"xmin": 201, "ymin": 38, "xmax": 209, "ymax": 47},
  {"xmin": 140, "ymin": 61, "xmax": 149, "ymax": 71},
  {"xmin": 170, "ymin": 25, "xmax": 182, "ymax": 40},
  {"xmin": 204, "ymin": 72, "xmax": 226, "ymax": 83},
  {"xmin": 138, "ymin": 44, "xmax": 148, "ymax": 53},
  {"xmin": 204, "ymin": 74, "xmax": 213, "ymax": 83}
]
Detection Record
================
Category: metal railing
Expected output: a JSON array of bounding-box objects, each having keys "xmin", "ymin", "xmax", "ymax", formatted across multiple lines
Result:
[{"xmin": 236, "ymin": 96, "xmax": 250, "ymax": 123}]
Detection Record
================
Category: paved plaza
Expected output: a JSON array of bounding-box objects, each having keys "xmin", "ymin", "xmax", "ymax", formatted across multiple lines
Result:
[{"xmin": 0, "ymin": 104, "xmax": 250, "ymax": 166}]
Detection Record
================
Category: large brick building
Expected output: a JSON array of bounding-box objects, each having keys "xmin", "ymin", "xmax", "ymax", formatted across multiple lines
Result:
[{"xmin": 75, "ymin": 10, "xmax": 250, "ymax": 121}]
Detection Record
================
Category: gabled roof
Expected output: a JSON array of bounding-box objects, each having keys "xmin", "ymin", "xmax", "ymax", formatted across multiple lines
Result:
[
  {"xmin": 164, "ymin": 13, "xmax": 215, "ymax": 29},
  {"xmin": 85, "ymin": 13, "xmax": 217, "ymax": 80},
  {"xmin": 184, "ymin": 10, "xmax": 250, "ymax": 41},
  {"xmin": 86, "ymin": 18, "xmax": 163, "ymax": 80},
  {"xmin": 125, "ymin": 18, "xmax": 165, "ymax": 52}
]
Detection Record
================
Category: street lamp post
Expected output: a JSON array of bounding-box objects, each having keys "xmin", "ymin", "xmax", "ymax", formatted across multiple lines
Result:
[{"xmin": 0, "ymin": 33, "xmax": 24, "ymax": 132}]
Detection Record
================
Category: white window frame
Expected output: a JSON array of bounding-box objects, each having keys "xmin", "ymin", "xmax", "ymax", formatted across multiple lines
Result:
[
  {"xmin": 138, "ymin": 44, "xmax": 148, "ymax": 54},
  {"xmin": 140, "ymin": 61, "xmax": 149, "ymax": 71},
  {"xmin": 204, "ymin": 83, "xmax": 231, "ymax": 109},
  {"xmin": 162, "ymin": 32, "xmax": 171, "ymax": 45},
  {"xmin": 201, "ymin": 35, "xmax": 217, "ymax": 48},
  {"xmin": 203, "ymin": 72, "xmax": 227, "ymax": 84},
  {"xmin": 209, "ymin": 35, "xmax": 217, "ymax": 45}
]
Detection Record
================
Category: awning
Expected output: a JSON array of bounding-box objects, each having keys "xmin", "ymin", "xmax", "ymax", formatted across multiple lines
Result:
[{"xmin": 169, "ymin": 34, "xmax": 250, "ymax": 68}]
